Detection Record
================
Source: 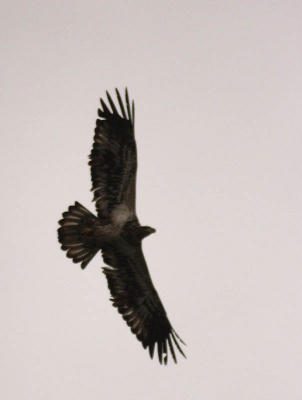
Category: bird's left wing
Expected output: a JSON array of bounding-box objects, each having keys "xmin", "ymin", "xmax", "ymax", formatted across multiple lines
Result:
[{"xmin": 102, "ymin": 245, "xmax": 186, "ymax": 364}]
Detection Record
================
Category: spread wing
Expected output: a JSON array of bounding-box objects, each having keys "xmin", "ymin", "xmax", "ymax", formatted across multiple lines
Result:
[
  {"xmin": 102, "ymin": 244, "xmax": 186, "ymax": 364},
  {"xmin": 89, "ymin": 89, "xmax": 137, "ymax": 219}
]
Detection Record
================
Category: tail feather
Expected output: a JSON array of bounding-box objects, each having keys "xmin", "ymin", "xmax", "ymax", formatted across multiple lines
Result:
[{"xmin": 58, "ymin": 201, "xmax": 99, "ymax": 269}]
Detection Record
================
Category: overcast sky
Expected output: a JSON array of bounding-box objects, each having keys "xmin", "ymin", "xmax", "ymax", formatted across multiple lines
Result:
[{"xmin": 1, "ymin": 1, "xmax": 302, "ymax": 399}]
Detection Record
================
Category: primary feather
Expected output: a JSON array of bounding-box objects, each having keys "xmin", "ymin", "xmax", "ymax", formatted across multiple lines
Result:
[{"xmin": 57, "ymin": 89, "xmax": 185, "ymax": 364}]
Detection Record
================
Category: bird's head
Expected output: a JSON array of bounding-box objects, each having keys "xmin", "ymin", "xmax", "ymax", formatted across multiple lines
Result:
[{"xmin": 137, "ymin": 226, "xmax": 156, "ymax": 241}]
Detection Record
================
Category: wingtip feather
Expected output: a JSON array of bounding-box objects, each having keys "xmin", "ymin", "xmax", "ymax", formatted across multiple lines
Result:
[
  {"xmin": 100, "ymin": 98, "xmax": 110, "ymax": 115},
  {"xmin": 106, "ymin": 90, "xmax": 119, "ymax": 115},
  {"xmin": 115, "ymin": 88, "xmax": 127, "ymax": 118},
  {"xmin": 125, "ymin": 88, "xmax": 132, "ymax": 122}
]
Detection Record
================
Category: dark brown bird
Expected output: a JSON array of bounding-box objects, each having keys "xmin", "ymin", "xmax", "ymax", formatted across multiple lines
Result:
[{"xmin": 58, "ymin": 89, "xmax": 185, "ymax": 364}]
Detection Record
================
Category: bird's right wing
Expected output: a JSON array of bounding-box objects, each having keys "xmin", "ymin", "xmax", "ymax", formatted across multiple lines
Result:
[
  {"xmin": 89, "ymin": 89, "xmax": 137, "ymax": 220},
  {"xmin": 102, "ymin": 245, "xmax": 186, "ymax": 364}
]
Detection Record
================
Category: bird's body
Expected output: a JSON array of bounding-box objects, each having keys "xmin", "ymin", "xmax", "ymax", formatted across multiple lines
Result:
[{"xmin": 58, "ymin": 89, "xmax": 185, "ymax": 364}]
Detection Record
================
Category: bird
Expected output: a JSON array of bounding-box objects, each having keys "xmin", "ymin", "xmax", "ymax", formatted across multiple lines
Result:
[{"xmin": 57, "ymin": 88, "xmax": 185, "ymax": 364}]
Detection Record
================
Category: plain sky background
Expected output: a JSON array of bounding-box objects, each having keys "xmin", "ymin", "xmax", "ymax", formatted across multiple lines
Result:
[{"xmin": 1, "ymin": 0, "xmax": 302, "ymax": 399}]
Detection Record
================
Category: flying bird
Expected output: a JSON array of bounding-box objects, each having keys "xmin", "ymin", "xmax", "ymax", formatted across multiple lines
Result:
[{"xmin": 58, "ymin": 88, "xmax": 185, "ymax": 364}]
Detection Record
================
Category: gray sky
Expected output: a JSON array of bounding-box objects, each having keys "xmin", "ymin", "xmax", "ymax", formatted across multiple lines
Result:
[{"xmin": 1, "ymin": 0, "xmax": 302, "ymax": 399}]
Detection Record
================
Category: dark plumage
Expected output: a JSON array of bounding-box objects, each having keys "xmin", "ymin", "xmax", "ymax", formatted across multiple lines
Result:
[{"xmin": 57, "ymin": 89, "xmax": 185, "ymax": 364}]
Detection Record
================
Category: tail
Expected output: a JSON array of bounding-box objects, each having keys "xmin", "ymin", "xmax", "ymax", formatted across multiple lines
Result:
[{"xmin": 58, "ymin": 201, "xmax": 99, "ymax": 269}]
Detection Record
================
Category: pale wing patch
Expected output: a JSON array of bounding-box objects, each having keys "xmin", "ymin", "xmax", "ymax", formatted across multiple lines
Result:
[{"xmin": 111, "ymin": 204, "xmax": 132, "ymax": 226}]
